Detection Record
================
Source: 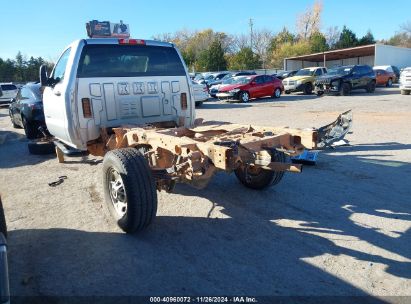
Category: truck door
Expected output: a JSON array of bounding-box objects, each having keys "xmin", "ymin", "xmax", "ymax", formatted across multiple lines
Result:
[
  {"xmin": 351, "ymin": 66, "xmax": 362, "ymax": 89},
  {"xmin": 43, "ymin": 47, "xmax": 72, "ymax": 143}
]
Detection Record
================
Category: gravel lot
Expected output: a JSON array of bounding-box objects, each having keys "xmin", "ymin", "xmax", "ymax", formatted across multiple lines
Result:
[{"xmin": 0, "ymin": 86, "xmax": 410, "ymax": 300}]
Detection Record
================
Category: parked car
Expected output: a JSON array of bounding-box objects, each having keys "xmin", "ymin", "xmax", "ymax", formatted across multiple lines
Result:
[
  {"xmin": 374, "ymin": 65, "xmax": 400, "ymax": 82},
  {"xmin": 276, "ymin": 70, "xmax": 298, "ymax": 80},
  {"xmin": 399, "ymin": 67, "xmax": 411, "ymax": 95},
  {"xmin": 9, "ymin": 83, "xmax": 46, "ymax": 139},
  {"xmin": 209, "ymin": 76, "xmax": 243, "ymax": 97},
  {"xmin": 207, "ymin": 71, "xmax": 255, "ymax": 87},
  {"xmin": 0, "ymin": 83, "xmax": 18, "ymax": 105},
  {"xmin": 283, "ymin": 67, "xmax": 327, "ymax": 95},
  {"xmin": 216, "ymin": 75, "xmax": 283, "ymax": 102},
  {"xmin": 191, "ymin": 81, "xmax": 209, "ymax": 106},
  {"xmin": 374, "ymin": 69, "xmax": 396, "ymax": 87},
  {"xmin": 314, "ymin": 65, "xmax": 376, "ymax": 96},
  {"xmin": 0, "ymin": 196, "xmax": 9, "ymax": 304}
]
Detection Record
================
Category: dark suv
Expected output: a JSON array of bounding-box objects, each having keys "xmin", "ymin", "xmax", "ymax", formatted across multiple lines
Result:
[{"xmin": 314, "ymin": 65, "xmax": 376, "ymax": 96}]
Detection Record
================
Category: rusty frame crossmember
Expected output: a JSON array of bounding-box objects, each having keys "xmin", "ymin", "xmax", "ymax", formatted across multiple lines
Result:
[{"xmin": 87, "ymin": 119, "xmax": 318, "ymax": 189}]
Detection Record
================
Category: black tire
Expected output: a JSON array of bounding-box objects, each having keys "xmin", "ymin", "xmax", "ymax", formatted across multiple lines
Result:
[
  {"xmin": 235, "ymin": 149, "xmax": 286, "ymax": 190},
  {"xmin": 316, "ymin": 91, "xmax": 324, "ymax": 97},
  {"xmin": 273, "ymin": 88, "xmax": 282, "ymax": 99},
  {"xmin": 0, "ymin": 197, "xmax": 7, "ymax": 239},
  {"xmin": 195, "ymin": 100, "xmax": 203, "ymax": 107},
  {"xmin": 366, "ymin": 81, "xmax": 376, "ymax": 93},
  {"xmin": 386, "ymin": 78, "xmax": 393, "ymax": 87},
  {"xmin": 22, "ymin": 116, "xmax": 38, "ymax": 139},
  {"xmin": 9, "ymin": 109, "xmax": 20, "ymax": 128},
  {"xmin": 340, "ymin": 83, "xmax": 351, "ymax": 96},
  {"xmin": 238, "ymin": 91, "xmax": 250, "ymax": 103},
  {"xmin": 28, "ymin": 140, "xmax": 55, "ymax": 155},
  {"xmin": 285, "ymin": 90, "xmax": 291, "ymax": 94},
  {"xmin": 401, "ymin": 90, "xmax": 410, "ymax": 95},
  {"xmin": 102, "ymin": 148, "xmax": 157, "ymax": 233},
  {"xmin": 303, "ymin": 83, "xmax": 313, "ymax": 95}
]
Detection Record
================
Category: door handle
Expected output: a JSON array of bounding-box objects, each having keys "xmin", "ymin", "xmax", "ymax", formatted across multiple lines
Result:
[{"xmin": 54, "ymin": 91, "xmax": 61, "ymax": 96}]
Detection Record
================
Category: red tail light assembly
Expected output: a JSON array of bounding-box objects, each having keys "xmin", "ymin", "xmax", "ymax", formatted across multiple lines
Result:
[{"xmin": 82, "ymin": 98, "xmax": 93, "ymax": 118}]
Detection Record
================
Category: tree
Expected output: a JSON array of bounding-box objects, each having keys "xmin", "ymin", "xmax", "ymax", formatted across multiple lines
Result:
[
  {"xmin": 15, "ymin": 51, "xmax": 26, "ymax": 82},
  {"xmin": 358, "ymin": 30, "xmax": 376, "ymax": 46},
  {"xmin": 384, "ymin": 32, "xmax": 411, "ymax": 48},
  {"xmin": 309, "ymin": 31, "xmax": 329, "ymax": 52},
  {"xmin": 296, "ymin": 0, "xmax": 323, "ymax": 40},
  {"xmin": 335, "ymin": 26, "xmax": 358, "ymax": 49},
  {"xmin": 195, "ymin": 39, "xmax": 227, "ymax": 71},
  {"xmin": 252, "ymin": 29, "xmax": 274, "ymax": 69},
  {"xmin": 0, "ymin": 52, "xmax": 53, "ymax": 82},
  {"xmin": 228, "ymin": 47, "xmax": 260, "ymax": 70},
  {"xmin": 325, "ymin": 26, "xmax": 340, "ymax": 49},
  {"xmin": 232, "ymin": 34, "xmax": 250, "ymax": 52},
  {"xmin": 270, "ymin": 41, "xmax": 311, "ymax": 68}
]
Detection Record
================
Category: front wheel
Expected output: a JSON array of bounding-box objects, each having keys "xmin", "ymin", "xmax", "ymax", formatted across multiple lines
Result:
[
  {"xmin": 401, "ymin": 90, "xmax": 410, "ymax": 95},
  {"xmin": 366, "ymin": 81, "xmax": 376, "ymax": 93},
  {"xmin": 386, "ymin": 78, "xmax": 393, "ymax": 87},
  {"xmin": 103, "ymin": 148, "xmax": 157, "ymax": 233},
  {"xmin": 303, "ymin": 83, "xmax": 313, "ymax": 95},
  {"xmin": 235, "ymin": 149, "xmax": 286, "ymax": 190},
  {"xmin": 239, "ymin": 91, "xmax": 250, "ymax": 103},
  {"xmin": 273, "ymin": 88, "xmax": 282, "ymax": 98}
]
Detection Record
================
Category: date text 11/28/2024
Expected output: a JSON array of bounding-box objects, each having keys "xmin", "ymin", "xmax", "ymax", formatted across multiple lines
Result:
[{"xmin": 149, "ymin": 297, "xmax": 258, "ymax": 303}]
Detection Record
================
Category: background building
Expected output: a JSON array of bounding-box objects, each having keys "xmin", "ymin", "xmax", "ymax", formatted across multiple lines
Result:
[{"xmin": 284, "ymin": 44, "xmax": 411, "ymax": 70}]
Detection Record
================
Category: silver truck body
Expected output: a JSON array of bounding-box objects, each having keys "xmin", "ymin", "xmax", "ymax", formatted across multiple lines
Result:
[{"xmin": 43, "ymin": 38, "xmax": 195, "ymax": 150}]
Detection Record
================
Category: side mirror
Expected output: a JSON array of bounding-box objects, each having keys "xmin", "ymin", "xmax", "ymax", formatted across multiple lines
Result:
[{"xmin": 39, "ymin": 65, "xmax": 49, "ymax": 87}]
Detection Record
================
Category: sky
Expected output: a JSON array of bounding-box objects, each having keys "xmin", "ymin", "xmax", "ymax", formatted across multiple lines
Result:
[{"xmin": 0, "ymin": 0, "xmax": 410, "ymax": 61}]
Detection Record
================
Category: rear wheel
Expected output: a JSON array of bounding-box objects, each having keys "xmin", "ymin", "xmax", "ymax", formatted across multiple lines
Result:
[
  {"xmin": 273, "ymin": 88, "xmax": 282, "ymax": 98},
  {"xmin": 22, "ymin": 116, "xmax": 38, "ymax": 139},
  {"xmin": 340, "ymin": 83, "xmax": 351, "ymax": 96},
  {"xmin": 401, "ymin": 90, "xmax": 410, "ymax": 95},
  {"xmin": 239, "ymin": 91, "xmax": 250, "ymax": 103},
  {"xmin": 285, "ymin": 90, "xmax": 291, "ymax": 94},
  {"xmin": 9, "ymin": 110, "xmax": 19, "ymax": 128},
  {"xmin": 303, "ymin": 83, "xmax": 313, "ymax": 95},
  {"xmin": 235, "ymin": 149, "xmax": 286, "ymax": 190},
  {"xmin": 386, "ymin": 78, "xmax": 393, "ymax": 87},
  {"xmin": 103, "ymin": 148, "xmax": 157, "ymax": 233}
]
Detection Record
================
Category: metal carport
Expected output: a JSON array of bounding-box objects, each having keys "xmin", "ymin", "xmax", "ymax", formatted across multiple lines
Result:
[{"xmin": 284, "ymin": 44, "xmax": 411, "ymax": 70}]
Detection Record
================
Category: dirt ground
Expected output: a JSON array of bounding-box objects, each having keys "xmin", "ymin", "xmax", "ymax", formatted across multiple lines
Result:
[{"xmin": 0, "ymin": 86, "xmax": 410, "ymax": 300}]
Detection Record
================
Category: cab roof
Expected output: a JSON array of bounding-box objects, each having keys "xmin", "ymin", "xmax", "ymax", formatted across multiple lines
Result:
[{"xmin": 83, "ymin": 38, "xmax": 174, "ymax": 48}]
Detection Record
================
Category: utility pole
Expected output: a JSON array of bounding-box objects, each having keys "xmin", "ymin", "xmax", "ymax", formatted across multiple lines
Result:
[{"xmin": 249, "ymin": 18, "xmax": 254, "ymax": 51}]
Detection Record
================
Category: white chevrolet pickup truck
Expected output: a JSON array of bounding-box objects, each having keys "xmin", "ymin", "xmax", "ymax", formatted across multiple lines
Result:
[
  {"xmin": 399, "ymin": 67, "xmax": 411, "ymax": 95},
  {"xmin": 39, "ymin": 21, "xmax": 348, "ymax": 234}
]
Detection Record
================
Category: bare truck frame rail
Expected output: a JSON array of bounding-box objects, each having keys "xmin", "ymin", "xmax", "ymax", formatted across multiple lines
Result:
[{"xmin": 55, "ymin": 111, "xmax": 352, "ymax": 233}]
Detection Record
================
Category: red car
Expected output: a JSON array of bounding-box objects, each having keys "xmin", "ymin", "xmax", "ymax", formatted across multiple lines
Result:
[
  {"xmin": 216, "ymin": 75, "xmax": 284, "ymax": 102},
  {"xmin": 375, "ymin": 69, "xmax": 396, "ymax": 87}
]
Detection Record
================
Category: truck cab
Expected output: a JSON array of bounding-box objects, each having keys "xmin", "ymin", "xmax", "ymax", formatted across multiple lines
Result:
[{"xmin": 42, "ymin": 37, "xmax": 194, "ymax": 150}]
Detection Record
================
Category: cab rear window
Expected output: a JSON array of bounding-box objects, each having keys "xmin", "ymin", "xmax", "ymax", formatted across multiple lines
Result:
[
  {"xmin": 77, "ymin": 44, "xmax": 186, "ymax": 78},
  {"xmin": 0, "ymin": 84, "xmax": 17, "ymax": 91}
]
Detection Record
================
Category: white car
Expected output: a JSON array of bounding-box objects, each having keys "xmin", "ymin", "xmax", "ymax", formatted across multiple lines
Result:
[
  {"xmin": 399, "ymin": 67, "xmax": 411, "ymax": 95},
  {"xmin": 0, "ymin": 83, "xmax": 18, "ymax": 105},
  {"xmin": 192, "ymin": 81, "xmax": 209, "ymax": 106}
]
